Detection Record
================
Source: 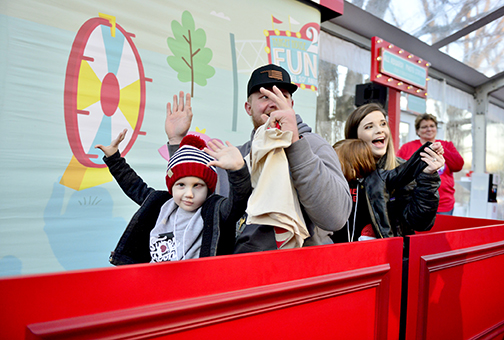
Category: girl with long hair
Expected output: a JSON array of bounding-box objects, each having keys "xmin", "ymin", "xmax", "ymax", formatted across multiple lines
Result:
[{"xmin": 332, "ymin": 103, "xmax": 444, "ymax": 242}]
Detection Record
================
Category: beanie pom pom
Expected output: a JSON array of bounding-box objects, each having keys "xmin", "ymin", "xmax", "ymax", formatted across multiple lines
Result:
[{"xmin": 180, "ymin": 135, "xmax": 207, "ymax": 150}]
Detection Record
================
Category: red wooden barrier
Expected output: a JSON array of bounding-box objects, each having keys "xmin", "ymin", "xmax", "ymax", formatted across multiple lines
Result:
[
  {"xmin": 423, "ymin": 214, "xmax": 502, "ymax": 233},
  {"xmin": 405, "ymin": 223, "xmax": 504, "ymax": 340},
  {"xmin": 0, "ymin": 238, "xmax": 403, "ymax": 340}
]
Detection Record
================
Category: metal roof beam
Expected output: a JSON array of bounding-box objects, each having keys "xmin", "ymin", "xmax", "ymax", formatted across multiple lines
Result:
[
  {"xmin": 475, "ymin": 70, "xmax": 504, "ymax": 92},
  {"xmin": 475, "ymin": 73, "xmax": 504, "ymax": 96},
  {"xmin": 432, "ymin": 7, "xmax": 504, "ymax": 49},
  {"xmin": 329, "ymin": 2, "xmax": 489, "ymax": 90}
]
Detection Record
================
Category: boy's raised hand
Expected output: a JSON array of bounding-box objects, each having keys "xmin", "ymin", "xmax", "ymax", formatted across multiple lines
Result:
[
  {"xmin": 166, "ymin": 91, "xmax": 192, "ymax": 145},
  {"xmin": 205, "ymin": 140, "xmax": 244, "ymax": 171},
  {"xmin": 95, "ymin": 129, "xmax": 127, "ymax": 157}
]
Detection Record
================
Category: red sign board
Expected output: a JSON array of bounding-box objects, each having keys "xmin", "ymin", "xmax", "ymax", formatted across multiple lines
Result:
[
  {"xmin": 371, "ymin": 36, "xmax": 429, "ymax": 98},
  {"xmin": 306, "ymin": 0, "xmax": 344, "ymax": 15}
]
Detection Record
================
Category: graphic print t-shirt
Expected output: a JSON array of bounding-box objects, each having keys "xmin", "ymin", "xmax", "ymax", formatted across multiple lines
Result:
[{"xmin": 149, "ymin": 199, "xmax": 202, "ymax": 262}]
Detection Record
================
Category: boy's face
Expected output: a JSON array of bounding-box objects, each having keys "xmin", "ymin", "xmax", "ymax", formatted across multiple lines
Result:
[{"xmin": 172, "ymin": 176, "xmax": 208, "ymax": 212}]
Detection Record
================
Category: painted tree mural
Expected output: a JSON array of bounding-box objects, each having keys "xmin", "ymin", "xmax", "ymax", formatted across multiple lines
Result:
[{"xmin": 167, "ymin": 11, "xmax": 215, "ymax": 97}]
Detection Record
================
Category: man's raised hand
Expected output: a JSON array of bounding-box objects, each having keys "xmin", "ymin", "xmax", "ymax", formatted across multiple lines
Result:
[
  {"xmin": 259, "ymin": 86, "xmax": 299, "ymax": 143},
  {"xmin": 205, "ymin": 140, "xmax": 244, "ymax": 171}
]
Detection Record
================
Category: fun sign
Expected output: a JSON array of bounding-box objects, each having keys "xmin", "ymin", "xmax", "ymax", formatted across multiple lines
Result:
[{"xmin": 264, "ymin": 21, "xmax": 319, "ymax": 91}]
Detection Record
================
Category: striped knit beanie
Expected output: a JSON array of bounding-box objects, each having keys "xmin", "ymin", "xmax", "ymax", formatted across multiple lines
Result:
[{"xmin": 165, "ymin": 135, "xmax": 218, "ymax": 195}]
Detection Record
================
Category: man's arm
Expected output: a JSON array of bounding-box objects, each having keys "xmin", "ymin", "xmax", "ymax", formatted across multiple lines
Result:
[{"xmin": 286, "ymin": 133, "xmax": 352, "ymax": 232}]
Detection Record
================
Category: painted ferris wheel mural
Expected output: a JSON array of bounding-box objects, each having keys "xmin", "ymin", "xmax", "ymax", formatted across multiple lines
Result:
[{"xmin": 61, "ymin": 13, "xmax": 150, "ymax": 190}]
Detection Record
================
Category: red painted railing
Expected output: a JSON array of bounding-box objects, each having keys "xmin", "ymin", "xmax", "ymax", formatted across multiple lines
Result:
[
  {"xmin": 1, "ymin": 239, "xmax": 404, "ymax": 340},
  {"xmin": 405, "ymin": 219, "xmax": 504, "ymax": 340},
  {"xmin": 0, "ymin": 216, "xmax": 503, "ymax": 340}
]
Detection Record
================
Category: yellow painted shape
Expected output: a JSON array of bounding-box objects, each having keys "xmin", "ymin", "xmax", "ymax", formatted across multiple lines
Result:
[
  {"xmin": 195, "ymin": 127, "xmax": 206, "ymax": 134},
  {"xmin": 118, "ymin": 79, "xmax": 140, "ymax": 128},
  {"xmin": 99, "ymin": 13, "xmax": 116, "ymax": 38},
  {"xmin": 60, "ymin": 156, "xmax": 112, "ymax": 191},
  {"xmin": 77, "ymin": 60, "xmax": 101, "ymax": 110}
]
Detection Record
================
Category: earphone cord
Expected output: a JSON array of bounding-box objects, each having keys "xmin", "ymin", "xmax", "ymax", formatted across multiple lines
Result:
[
  {"xmin": 347, "ymin": 186, "xmax": 358, "ymax": 242},
  {"xmin": 351, "ymin": 189, "xmax": 358, "ymax": 242}
]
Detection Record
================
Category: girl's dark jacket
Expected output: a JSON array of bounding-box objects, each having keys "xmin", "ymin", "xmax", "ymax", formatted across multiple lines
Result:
[
  {"xmin": 364, "ymin": 142, "xmax": 440, "ymax": 238},
  {"xmin": 104, "ymin": 151, "xmax": 252, "ymax": 265}
]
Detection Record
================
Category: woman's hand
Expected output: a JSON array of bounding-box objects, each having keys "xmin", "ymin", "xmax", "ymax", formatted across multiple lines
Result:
[
  {"xmin": 421, "ymin": 146, "xmax": 445, "ymax": 174},
  {"xmin": 430, "ymin": 142, "xmax": 444, "ymax": 156}
]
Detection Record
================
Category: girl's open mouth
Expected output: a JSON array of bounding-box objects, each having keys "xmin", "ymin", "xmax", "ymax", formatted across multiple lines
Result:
[{"xmin": 372, "ymin": 137, "xmax": 386, "ymax": 147}]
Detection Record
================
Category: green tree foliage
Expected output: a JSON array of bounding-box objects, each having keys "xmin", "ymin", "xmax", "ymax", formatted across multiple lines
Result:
[{"xmin": 167, "ymin": 11, "xmax": 215, "ymax": 97}]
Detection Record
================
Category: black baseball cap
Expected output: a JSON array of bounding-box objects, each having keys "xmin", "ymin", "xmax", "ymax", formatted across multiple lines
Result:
[{"xmin": 247, "ymin": 64, "xmax": 298, "ymax": 97}]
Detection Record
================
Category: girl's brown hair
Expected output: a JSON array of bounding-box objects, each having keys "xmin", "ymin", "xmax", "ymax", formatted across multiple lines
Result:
[
  {"xmin": 344, "ymin": 103, "xmax": 398, "ymax": 170},
  {"xmin": 333, "ymin": 139, "xmax": 376, "ymax": 181}
]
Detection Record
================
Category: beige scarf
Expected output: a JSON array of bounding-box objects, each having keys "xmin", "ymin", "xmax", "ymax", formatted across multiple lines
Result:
[{"xmin": 245, "ymin": 118, "xmax": 308, "ymax": 249}]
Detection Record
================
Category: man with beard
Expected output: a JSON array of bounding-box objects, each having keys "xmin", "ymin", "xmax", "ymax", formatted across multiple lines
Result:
[{"xmin": 165, "ymin": 64, "xmax": 352, "ymax": 253}]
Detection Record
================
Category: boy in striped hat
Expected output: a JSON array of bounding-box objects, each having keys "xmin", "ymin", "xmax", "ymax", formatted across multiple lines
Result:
[{"xmin": 96, "ymin": 131, "xmax": 251, "ymax": 264}]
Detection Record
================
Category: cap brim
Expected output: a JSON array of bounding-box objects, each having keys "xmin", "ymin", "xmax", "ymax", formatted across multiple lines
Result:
[{"xmin": 249, "ymin": 82, "xmax": 298, "ymax": 97}]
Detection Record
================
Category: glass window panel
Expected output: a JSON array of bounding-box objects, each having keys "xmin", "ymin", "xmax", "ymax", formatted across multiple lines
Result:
[
  {"xmin": 439, "ymin": 17, "xmax": 504, "ymax": 77},
  {"xmin": 486, "ymin": 104, "xmax": 504, "ymax": 219},
  {"xmin": 316, "ymin": 60, "xmax": 370, "ymax": 145},
  {"xmin": 347, "ymin": 0, "xmax": 504, "ymax": 45},
  {"xmin": 422, "ymin": 97, "xmax": 473, "ymax": 216},
  {"xmin": 400, "ymin": 92, "xmax": 408, "ymax": 111},
  {"xmin": 399, "ymin": 121, "xmax": 410, "ymax": 146}
]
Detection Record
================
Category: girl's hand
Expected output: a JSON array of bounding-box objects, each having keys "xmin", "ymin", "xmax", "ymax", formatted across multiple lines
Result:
[
  {"xmin": 430, "ymin": 142, "xmax": 444, "ymax": 156},
  {"xmin": 421, "ymin": 146, "xmax": 445, "ymax": 174}
]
